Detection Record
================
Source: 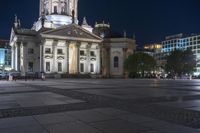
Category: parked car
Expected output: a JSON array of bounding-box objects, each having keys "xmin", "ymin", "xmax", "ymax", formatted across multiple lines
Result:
[{"xmin": 0, "ymin": 73, "xmax": 8, "ymax": 79}]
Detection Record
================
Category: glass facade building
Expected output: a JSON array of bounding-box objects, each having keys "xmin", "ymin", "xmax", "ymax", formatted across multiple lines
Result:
[
  {"xmin": 0, "ymin": 40, "xmax": 11, "ymax": 71},
  {"xmin": 161, "ymin": 34, "xmax": 200, "ymax": 75}
]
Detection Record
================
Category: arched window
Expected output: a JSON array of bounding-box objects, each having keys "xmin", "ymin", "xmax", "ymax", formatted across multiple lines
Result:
[{"xmin": 114, "ymin": 56, "xmax": 119, "ymax": 68}]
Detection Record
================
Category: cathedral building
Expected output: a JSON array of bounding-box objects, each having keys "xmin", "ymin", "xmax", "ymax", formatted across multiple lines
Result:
[{"xmin": 9, "ymin": 0, "xmax": 136, "ymax": 78}]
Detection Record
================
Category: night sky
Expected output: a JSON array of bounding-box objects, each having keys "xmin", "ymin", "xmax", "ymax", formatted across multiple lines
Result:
[{"xmin": 0, "ymin": 0, "xmax": 200, "ymax": 46}]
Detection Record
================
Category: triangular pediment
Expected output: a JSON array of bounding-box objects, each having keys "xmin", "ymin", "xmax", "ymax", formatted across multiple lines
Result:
[{"xmin": 41, "ymin": 24, "xmax": 102, "ymax": 41}]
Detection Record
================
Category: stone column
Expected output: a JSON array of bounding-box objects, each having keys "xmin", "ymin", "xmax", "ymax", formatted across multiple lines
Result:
[
  {"xmin": 40, "ymin": 43, "xmax": 44, "ymax": 72},
  {"xmin": 76, "ymin": 42, "xmax": 81, "ymax": 74},
  {"xmin": 86, "ymin": 43, "xmax": 92, "ymax": 73},
  {"xmin": 18, "ymin": 42, "xmax": 21, "ymax": 72},
  {"xmin": 15, "ymin": 42, "xmax": 20, "ymax": 71},
  {"xmin": 21, "ymin": 43, "xmax": 27, "ymax": 76},
  {"xmin": 14, "ymin": 44, "xmax": 17, "ymax": 71},
  {"xmin": 96, "ymin": 45, "xmax": 101, "ymax": 74},
  {"xmin": 107, "ymin": 47, "xmax": 111, "ymax": 77},
  {"xmin": 11, "ymin": 45, "xmax": 15, "ymax": 69},
  {"xmin": 52, "ymin": 40, "xmax": 58, "ymax": 72},
  {"xmin": 65, "ymin": 42, "xmax": 69, "ymax": 73}
]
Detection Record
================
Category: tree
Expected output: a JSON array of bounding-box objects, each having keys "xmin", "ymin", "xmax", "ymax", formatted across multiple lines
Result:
[
  {"xmin": 165, "ymin": 49, "xmax": 196, "ymax": 76},
  {"xmin": 124, "ymin": 52, "xmax": 156, "ymax": 78}
]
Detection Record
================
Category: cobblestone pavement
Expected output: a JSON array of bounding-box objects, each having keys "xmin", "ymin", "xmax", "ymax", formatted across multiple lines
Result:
[{"xmin": 1, "ymin": 79, "xmax": 200, "ymax": 132}]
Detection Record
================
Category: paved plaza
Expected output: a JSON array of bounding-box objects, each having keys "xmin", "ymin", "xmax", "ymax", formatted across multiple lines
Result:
[{"xmin": 1, "ymin": 79, "xmax": 200, "ymax": 132}]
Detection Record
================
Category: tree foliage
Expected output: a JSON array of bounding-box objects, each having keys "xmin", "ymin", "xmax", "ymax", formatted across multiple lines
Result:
[
  {"xmin": 165, "ymin": 49, "xmax": 196, "ymax": 76},
  {"xmin": 124, "ymin": 52, "xmax": 156, "ymax": 77}
]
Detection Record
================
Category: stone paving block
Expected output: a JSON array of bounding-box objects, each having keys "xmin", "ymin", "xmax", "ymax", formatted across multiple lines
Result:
[
  {"xmin": 141, "ymin": 120, "xmax": 175, "ymax": 129},
  {"xmin": 90, "ymin": 119, "xmax": 151, "ymax": 133},
  {"xmin": 0, "ymin": 101, "xmax": 20, "ymax": 109},
  {"xmin": 45, "ymin": 121, "xmax": 103, "ymax": 133},
  {"xmin": 142, "ymin": 131, "xmax": 161, "ymax": 133},
  {"xmin": 91, "ymin": 107, "xmax": 130, "ymax": 116},
  {"xmin": 65, "ymin": 109, "xmax": 115, "ymax": 123},
  {"xmin": 0, "ymin": 116, "xmax": 40, "ymax": 129},
  {"xmin": 34, "ymin": 112, "xmax": 77, "ymax": 125},
  {"xmin": 155, "ymin": 124, "xmax": 200, "ymax": 133},
  {"xmin": 117, "ymin": 113, "xmax": 156, "ymax": 124},
  {"xmin": 0, "ymin": 126, "xmax": 48, "ymax": 133},
  {"xmin": 157, "ymin": 100, "xmax": 200, "ymax": 108}
]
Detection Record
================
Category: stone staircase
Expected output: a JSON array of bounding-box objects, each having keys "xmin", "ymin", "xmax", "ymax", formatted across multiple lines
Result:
[{"xmin": 61, "ymin": 74, "xmax": 92, "ymax": 79}]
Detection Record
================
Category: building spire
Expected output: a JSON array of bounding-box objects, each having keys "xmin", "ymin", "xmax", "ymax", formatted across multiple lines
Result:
[
  {"xmin": 41, "ymin": 12, "xmax": 45, "ymax": 28},
  {"xmin": 124, "ymin": 30, "xmax": 127, "ymax": 38},
  {"xmin": 82, "ymin": 17, "xmax": 88, "ymax": 26},
  {"xmin": 14, "ymin": 14, "xmax": 18, "ymax": 28},
  {"xmin": 18, "ymin": 19, "xmax": 21, "ymax": 28},
  {"xmin": 14, "ymin": 14, "xmax": 21, "ymax": 29}
]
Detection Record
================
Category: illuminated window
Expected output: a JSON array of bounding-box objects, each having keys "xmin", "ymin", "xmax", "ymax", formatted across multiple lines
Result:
[{"xmin": 114, "ymin": 56, "xmax": 119, "ymax": 68}]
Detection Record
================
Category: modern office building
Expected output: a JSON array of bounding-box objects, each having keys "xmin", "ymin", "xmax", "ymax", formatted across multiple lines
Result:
[{"xmin": 161, "ymin": 33, "xmax": 200, "ymax": 75}]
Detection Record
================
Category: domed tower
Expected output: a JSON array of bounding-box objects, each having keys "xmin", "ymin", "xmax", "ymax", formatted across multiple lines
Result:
[{"xmin": 33, "ymin": 0, "xmax": 78, "ymax": 31}]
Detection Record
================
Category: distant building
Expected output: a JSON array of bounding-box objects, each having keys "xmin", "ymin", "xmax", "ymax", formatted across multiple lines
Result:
[
  {"xmin": 143, "ymin": 43, "xmax": 163, "ymax": 69},
  {"xmin": 161, "ymin": 33, "xmax": 200, "ymax": 75},
  {"xmin": 144, "ymin": 43, "xmax": 162, "ymax": 53},
  {"xmin": 0, "ymin": 40, "xmax": 11, "ymax": 71},
  {"xmin": 9, "ymin": 0, "xmax": 136, "ymax": 78}
]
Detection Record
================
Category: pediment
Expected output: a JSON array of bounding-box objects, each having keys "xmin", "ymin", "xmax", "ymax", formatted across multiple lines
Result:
[{"xmin": 41, "ymin": 24, "xmax": 102, "ymax": 41}]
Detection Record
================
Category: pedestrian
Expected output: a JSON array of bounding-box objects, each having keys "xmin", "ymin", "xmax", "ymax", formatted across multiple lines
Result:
[{"xmin": 41, "ymin": 72, "xmax": 45, "ymax": 81}]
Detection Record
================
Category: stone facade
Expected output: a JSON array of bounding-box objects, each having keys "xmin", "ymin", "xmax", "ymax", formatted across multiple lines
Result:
[{"xmin": 9, "ymin": 0, "xmax": 136, "ymax": 78}]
